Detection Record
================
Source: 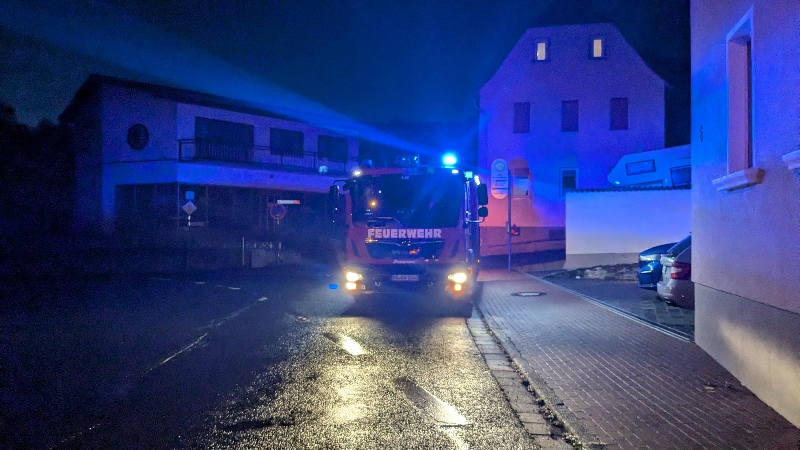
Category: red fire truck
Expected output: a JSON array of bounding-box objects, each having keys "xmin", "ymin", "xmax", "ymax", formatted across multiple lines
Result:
[{"xmin": 327, "ymin": 155, "xmax": 489, "ymax": 305}]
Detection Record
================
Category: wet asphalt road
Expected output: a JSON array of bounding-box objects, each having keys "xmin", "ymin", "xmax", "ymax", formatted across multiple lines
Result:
[{"xmin": 2, "ymin": 264, "xmax": 534, "ymax": 449}]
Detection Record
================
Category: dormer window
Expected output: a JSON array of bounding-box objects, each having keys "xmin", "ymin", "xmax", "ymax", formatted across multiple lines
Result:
[
  {"xmin": 591, "ymin": 38, "xmax": 604, "ymax": 58},
  {"xmin": 534, "ymin": 40, "xmax": 548, "ymax": 61}
]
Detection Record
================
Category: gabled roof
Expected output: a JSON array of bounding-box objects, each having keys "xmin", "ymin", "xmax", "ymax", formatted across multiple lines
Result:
[
  {"xmin": 481, "ymin": 22, "xmax": 665, "ymax": 93},
  {"xmin": 59, "ymin": 74, "xmax": 296, "ymax": 123}
]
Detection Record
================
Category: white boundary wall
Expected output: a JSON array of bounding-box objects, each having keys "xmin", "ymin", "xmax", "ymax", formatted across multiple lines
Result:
[{"xmin": 565, "ymin": 189, "xmax": 691, "ymax": 269}]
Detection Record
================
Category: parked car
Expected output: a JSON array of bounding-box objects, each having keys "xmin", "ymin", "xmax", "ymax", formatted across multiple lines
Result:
[
  {"xmin": 656, "ymin": 235, "xmax": 694, "ymax": 309},
  {"xmin": 636, "ymin": 242, "xmax": 677, "ymax": 290}
]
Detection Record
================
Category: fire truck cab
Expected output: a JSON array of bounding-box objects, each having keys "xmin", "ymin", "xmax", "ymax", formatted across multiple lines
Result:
[{"xmin": 327, "ymin": 156, "xmax": 488, "ymax": 304}]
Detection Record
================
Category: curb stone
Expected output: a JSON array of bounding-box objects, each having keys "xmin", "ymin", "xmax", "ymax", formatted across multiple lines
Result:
[
  {"xmin": 474, "ymin": 302, "xmax": 606, "ymax": 450},
  {"xmin": 466, "ymin": 315, "xmax": 574, "ymax": 450}
]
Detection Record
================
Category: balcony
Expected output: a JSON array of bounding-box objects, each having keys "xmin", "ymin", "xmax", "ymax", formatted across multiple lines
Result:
[{"xmin": 178, "ymin": 139, "xmax": 355, "ymax": 175}]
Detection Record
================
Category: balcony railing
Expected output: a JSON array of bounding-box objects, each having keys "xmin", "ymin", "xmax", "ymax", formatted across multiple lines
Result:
[{"xmin": 178, "ymin": 139, "xmax": 355, "ymax": 175}]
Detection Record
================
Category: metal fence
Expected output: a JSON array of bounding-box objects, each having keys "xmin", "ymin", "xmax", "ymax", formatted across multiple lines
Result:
[{"xmin": 178, "ymin": 139, "xmax": 353, "ymax": 174}]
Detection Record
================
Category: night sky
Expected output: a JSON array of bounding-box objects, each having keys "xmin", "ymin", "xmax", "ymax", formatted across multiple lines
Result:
[{"xmin": 0, "ymin": 0, "xmax": 689, "ymax": 144}]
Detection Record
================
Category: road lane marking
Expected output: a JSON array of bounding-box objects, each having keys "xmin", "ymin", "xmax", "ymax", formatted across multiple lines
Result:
[
  {"xmin": 197, "ymin": 298, "xmax": 266, "ymax": 331},
  {"xmin": 286, "ymin": 313, "xmax": 309, "ymax": 322},
  {"xmin": 323, "ymin": 332, "xmax": 367, "ymax": 355},
  {"xmin": 442, "ymin": 427, "xmax": 471, "ymax": 450},
  {"xmin": 145, "ymin": 332, "xmax": 208, "ymax": 374},
  {"xmin": 392, "ymin": 376, "xmax": 469, "ymax": 426}
]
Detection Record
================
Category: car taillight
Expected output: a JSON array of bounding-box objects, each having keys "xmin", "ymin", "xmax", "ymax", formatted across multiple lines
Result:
[{"xmin": 670, "ymin": 261, "xmax": 691, "ymax": 280}]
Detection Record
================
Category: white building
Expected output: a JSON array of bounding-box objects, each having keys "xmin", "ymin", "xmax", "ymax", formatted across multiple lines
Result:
[
  {"xmin": 691, "ymin": 1, "xmax": 800, "ymax": 426},
  {"xmin": 478, "ymin": 23, "xmax": 666, "ymax": 256},
  {"xmin": 59, "ymin": 75, "xmax": 358, "ymax": 238}
]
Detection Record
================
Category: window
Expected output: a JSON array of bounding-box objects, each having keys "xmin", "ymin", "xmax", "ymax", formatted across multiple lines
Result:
[
  {"xmin": 115, "ymin": 183, "xmax": 181, "ymax": 228},
  {"xmin": 534, "ymin": 40, "xmax": 548, "ymax": 61},
  {"xmin": 610, "ymin": 97, "xmax": 629, "ymax": 130},
  {"xmin": 591, "ymin": 38, "xmax": 604, "ymax": 58},
  {"xmin": 561, "ymin": 100, "xmax": 579, "ymax": 132},
  {"xmin": 270, "ymin": 128, "xmax": 304, "ymax": 157},
  {"xmin": 560, "ymin": 169, "xmax": 577, "ymax": 198},
  {"xmin": 726, "ymin": 13, "xmax": 753, "ymax": 173},
  {"xmin": 713, "ymin": 8, "xmax": 764, "ymax": 191},
  {"xmin": 670, "ymin": 166, "xmax": 691, "ymax": 187},
  {"xmin": 195, "ymin": 118, "xmax": 253, "ymax": 146},
  {"xmin": 626, "ymin": 159, "xmax": 655, "ymax": 176},
  {"xmin": 318, "ymin": 135, "xmax": 348, "ymax": 162},
  {"xmin": 513, "ymin": 102, "xmax": 530, "ymax": 133},
  {"xmin": 194, "ymin": 118, "xmax": 254, "ymax": 162}
]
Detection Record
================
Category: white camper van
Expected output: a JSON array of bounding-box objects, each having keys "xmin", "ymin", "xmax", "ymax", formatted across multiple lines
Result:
[{"xmin": 607, "ymin": 145, "xmax": 691, "ymax": 188}]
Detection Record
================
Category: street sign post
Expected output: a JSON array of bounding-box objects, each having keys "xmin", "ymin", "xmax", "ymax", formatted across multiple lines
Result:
[
  {"xmin": 182, "ymin": 201, "xmax": 197, "ymax": 216},
  {"xmin": 491, "ymin": 159, "xmax": 509, "ymax": 200}
]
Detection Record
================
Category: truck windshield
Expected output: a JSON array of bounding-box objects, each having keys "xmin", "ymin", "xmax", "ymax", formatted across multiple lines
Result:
[{"xmin": 350, "ymin": 173, "xmax": 463, "ymax": 228}]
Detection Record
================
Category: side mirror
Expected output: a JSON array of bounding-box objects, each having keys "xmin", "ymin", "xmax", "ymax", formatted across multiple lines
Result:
[
  {"xmin": 476, "ymin": 183, "xmax": 489, "ymax": 206},
  {"xmin": 478, "ymin": 206, "xmax": 488, "ymax": 218}
]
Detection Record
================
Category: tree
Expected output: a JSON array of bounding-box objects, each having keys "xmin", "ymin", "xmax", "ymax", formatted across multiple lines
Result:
[{"xmin": 0, "ymin": 103, "xmax": 75, "ymax": 236}]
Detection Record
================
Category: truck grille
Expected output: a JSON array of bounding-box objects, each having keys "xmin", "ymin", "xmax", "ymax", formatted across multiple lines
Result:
[{"xmin": 365, "ymin": 240, "xmax": 444, "ymax": 260}]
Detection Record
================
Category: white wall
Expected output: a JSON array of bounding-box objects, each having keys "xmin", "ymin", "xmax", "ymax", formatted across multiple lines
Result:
[
  {"xmin": 691, "ymin": 0, "xmax": 800, "ymax": 426},
  {"xmin": 691, "ymin": 0, "xmax": 799, "ymax": 313},
  {"xmin": 94, "ymin": 81, "xmax": 358, "ymax": 227},
  {"xmin": 102, "ymin": 84, "xmax": 178, "ymax": 163},
  {"xmin": 565, "ymin": 189, "xmax": 691, "ymax": 268}
]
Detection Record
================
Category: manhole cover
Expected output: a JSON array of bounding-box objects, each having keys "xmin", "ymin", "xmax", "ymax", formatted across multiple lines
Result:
[{"xmin": 511, "ymin": 292, "xmax": 546, "ymax": 297}]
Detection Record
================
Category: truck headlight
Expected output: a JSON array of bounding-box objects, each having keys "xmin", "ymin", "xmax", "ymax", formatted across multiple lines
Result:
[
  {"xmin": 448, "ymin": 272, "xmax": 468, "ymax": 284},
  {"xmin": 346, "ymin": 271, "xmax": 363, "ymax": 282}
]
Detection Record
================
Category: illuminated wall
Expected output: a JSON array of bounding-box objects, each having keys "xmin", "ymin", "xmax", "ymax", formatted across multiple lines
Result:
[
  {"xmin": 62, "ymin": 75, "xmax": 358, "ymax": 232},
  {"xmin": 478, "ymin": 23, "xmax": 665, "ymax": 255},
  {"xmin": 691, "ymin": 0, "xmax": 800, "ymax": 426}
]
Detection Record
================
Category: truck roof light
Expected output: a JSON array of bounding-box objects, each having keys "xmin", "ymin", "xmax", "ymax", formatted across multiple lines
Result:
[{"xmin": 394, "ymin": 155, "xmax": 419, "ymax": 167}]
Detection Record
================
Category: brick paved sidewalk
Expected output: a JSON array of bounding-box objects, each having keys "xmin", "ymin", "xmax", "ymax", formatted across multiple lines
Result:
[{"xmin": 477, "ymin": 269, "xmax": 799, "ymax": 449}]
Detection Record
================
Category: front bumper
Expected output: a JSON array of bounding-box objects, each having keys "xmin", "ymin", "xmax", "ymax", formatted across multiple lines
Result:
[{"xmin": 343, "ymin": 265, "xmax": 475, "ymax": 299}]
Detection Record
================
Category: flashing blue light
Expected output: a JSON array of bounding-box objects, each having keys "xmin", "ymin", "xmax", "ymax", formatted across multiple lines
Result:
[{"xmin": 442, "ymin": 153, "xmax": 457, "ymax": 166}]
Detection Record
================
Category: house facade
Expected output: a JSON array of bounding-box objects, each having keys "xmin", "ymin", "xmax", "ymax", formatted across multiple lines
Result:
[
  {"xmin": 691, "ymin": 1, "xmax": 800, "ymax": 426},
  {"xmin": 478, "ymin": 23, "xmax": 665, "ymax": 256},
  {"xmin": 59, "ymin": 75, "xmax": 358, "ymax": 248}
]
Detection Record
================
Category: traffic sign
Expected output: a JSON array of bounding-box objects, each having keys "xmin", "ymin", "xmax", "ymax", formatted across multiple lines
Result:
[
  {"xmin": 270, "ymin": 204, "xmax": 287, "ymax": 220},
  {"xmin": 491, "ymin": 159, "xmax": 509, "ymax": 199},
  {"xmin": 182, "ymin": 201, "xmax": 197, "ymax": 215}
]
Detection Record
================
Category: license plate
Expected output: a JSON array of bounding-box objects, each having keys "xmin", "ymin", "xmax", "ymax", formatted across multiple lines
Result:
[{"xmin": 391, "ymin": 274, "xmax": 419, "ymax": 281}]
